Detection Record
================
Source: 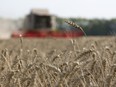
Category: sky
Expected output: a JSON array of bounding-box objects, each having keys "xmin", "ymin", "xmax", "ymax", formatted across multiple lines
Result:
[{"xmin": 0, "ymin": 0, "xmax": 116, "ymax": 19}]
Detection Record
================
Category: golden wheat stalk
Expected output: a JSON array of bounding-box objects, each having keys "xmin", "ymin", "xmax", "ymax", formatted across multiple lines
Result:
[{"xmin": 65, "ymin": 20, "xmax": 86, "ymax": 36}]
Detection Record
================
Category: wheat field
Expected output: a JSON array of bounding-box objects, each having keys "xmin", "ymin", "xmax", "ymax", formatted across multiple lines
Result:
[{"xmin": 0, "ymin": 36, "xmax": 116, "ymax": 87}]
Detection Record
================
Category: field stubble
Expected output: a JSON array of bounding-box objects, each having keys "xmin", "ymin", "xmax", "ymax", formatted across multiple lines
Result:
[{"xmin": 0, "ymin": 36, "xmax": 116, "ymax": 87}]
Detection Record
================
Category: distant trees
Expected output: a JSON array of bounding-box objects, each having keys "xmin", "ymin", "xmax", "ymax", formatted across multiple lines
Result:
[{"xmin": 56, "ymin": 17, "xmax": 116, "ymax": 36}]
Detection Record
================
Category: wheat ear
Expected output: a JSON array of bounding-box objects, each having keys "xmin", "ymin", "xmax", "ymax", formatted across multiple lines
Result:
[{"xmin": 65, "ymin": 20, "xmax": 86, "ymax": 36}]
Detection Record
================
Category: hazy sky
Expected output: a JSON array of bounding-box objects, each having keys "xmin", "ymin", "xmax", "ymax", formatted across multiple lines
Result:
[{"xmin": 0, "ymin": 0, "xmax": 116, "ymax": 19}]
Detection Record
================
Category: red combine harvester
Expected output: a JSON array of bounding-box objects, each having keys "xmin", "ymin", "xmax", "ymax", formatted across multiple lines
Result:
[{"xmin": 12, "ymin": 9, "xmax": 84, "ymax": 38}]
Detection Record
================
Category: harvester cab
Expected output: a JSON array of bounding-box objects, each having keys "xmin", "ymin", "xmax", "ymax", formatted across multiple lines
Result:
[{"xmin": 26, "ymin": 9, "xmax": 56, "ymax": 31}]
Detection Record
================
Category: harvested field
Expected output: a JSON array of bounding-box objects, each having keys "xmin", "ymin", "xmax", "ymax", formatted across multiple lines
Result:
[{"xmin": 0, "ymin": 36, "xmax": 116, "ymax": 87}]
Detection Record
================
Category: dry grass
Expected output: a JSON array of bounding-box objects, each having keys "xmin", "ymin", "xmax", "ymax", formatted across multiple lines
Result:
[{"xmin": 0, "ymin": 37, "xmax": 116, "ymax": 87}]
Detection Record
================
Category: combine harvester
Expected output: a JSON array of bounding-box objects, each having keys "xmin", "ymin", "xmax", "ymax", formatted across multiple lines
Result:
[{"xmin": 12, "ymin": 9, "xmax": 84, "ymax": 38}]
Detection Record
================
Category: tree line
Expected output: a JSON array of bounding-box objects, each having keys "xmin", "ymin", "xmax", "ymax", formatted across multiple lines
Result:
[{"xmin": 56, "ymin": 17, "xmax": 116, "ymax": 36}]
